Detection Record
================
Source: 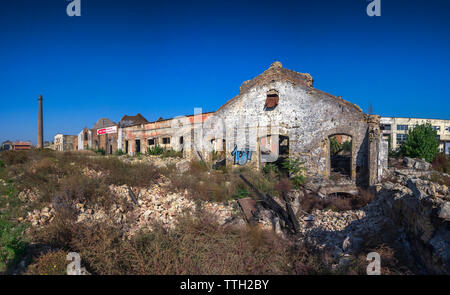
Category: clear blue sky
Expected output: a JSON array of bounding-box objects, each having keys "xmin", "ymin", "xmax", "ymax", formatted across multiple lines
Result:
[{"xmin": 1, "ymin": 0, "xmax": 449, "ymax": 144}]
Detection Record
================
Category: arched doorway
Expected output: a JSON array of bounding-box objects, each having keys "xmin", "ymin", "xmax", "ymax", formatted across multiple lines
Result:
[{"xmin": 329, "ymin": 134, "xmax": 352, "ymax": 180}]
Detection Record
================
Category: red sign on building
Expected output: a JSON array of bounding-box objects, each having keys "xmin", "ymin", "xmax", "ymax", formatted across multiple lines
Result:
[{"xmin": 97, "ymin": 126, "xmax": 117, "ymax": 135}]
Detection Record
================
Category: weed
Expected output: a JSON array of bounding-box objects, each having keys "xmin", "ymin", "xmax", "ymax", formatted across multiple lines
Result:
[{"xmin": 25, "ymin": 250, "xmax": 68, "ymax": 275}]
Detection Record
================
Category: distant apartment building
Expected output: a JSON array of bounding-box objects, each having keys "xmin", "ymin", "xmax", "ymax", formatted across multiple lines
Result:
[
  {"xmin": 380, "ymin": 117, "xmax": 450, "ymax": 155},
  {"xmin": 54, "ymin": 134, "xmax": 78, "ymax": 151},
  {"xmin": 1, "ymin": 141, "xmax": 31, "ymax": 151}
]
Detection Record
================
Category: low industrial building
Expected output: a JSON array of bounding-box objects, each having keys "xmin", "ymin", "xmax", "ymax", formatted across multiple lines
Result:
[
  {"xmin": 54, "ymin": 134, "xmax": 78, "ymax": 151},
  {"xmin": 1, "ymin": 141, "xmax": 31, "ymax": 151},
  {"xmin": 119, "ymin": 112, "xmax": 214, "ymax": 156}
]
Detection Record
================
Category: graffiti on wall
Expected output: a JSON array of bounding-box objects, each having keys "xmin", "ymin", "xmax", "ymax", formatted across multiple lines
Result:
[{"xmin": 231, "ymin": 145, "xmax": 252, "ymax": 165}]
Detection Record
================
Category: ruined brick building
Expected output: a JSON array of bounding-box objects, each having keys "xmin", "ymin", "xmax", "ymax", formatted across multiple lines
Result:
[
  {"xmin": 198, "ymin": 62, "xmax": 387, "ymax": 186},
  {"xmin": 91, "ymin": 118, "xmax": 118, "ymax": 155},
  {"xmin": 71, "ymin": 62, "xmax": 387, "ymax": 187}
]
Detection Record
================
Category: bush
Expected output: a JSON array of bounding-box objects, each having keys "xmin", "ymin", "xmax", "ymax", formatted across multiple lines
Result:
[
  {"xmin": 235, "ymin": 188, "xmax": 250, "ymax": 199},
  {"xmin": 0, "ymin": 182, "xmax": 28, "ymax": 273},
  {"xmin": 281, "ymin": 158, "xmax": 306, "ymax": 188},
  {"xmin": 0, "ymin": 219, "xmax": 27, "ymax": 273},
  {"xmin": 0, "ymin": 159, "xmax": 4, "ymax": 169},
  {"xmin": 162, "ymin": 149, "xmax": 183, "ymax": 158},
  {"xmin": 401, "ymin": 123, "xmax": 439, "ymax": 163},
  {"xmin": 263, "ymin": 163, "xmax": 279, "ymax": 175},
  {"xmin": 25, "ymin": 250, "xmax": 68, "ymax": 275},
  {"xmin": 147, "ymin": 145, "xmax": 164, "ymax": 155},
  {"xmin": 146, "ymin": 145, "xmax": 182, "ymax": 158},
  {"xmin": 94, "ymin": 148, "xmax": 105, "ymax": 156},
  {"xmin": 114, "ymin": 149, "xmax": 125, "ymax": 156}
]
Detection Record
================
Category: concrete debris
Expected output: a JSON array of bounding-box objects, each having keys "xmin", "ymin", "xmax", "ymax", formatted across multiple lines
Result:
[{"xmin": 403, "ymin": 157, "xmax": 431, "ymax": 171}]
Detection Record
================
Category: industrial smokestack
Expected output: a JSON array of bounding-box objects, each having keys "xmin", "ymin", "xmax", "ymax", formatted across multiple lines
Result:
[{"xmin": 37, "ymin": 95, "xmax": 43, "ymax": 149}]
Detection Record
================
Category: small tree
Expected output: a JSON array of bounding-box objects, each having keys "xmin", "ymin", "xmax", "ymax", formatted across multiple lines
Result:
[{"xmin": 400, "ymin": 123, "xmax": 439, "ymax": 163}]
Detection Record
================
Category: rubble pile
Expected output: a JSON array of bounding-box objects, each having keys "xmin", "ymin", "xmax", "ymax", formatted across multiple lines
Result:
[
  {"xmin": 23, "ymin": 182, "xmax": 238, "ymax": 237},
  {"xmin": 118, "ymin": 154, "xmax": 183, "ymax": 168},
  {"xmin": 18, "ymin": 155, "xmax": 450, "ymax": 273}
]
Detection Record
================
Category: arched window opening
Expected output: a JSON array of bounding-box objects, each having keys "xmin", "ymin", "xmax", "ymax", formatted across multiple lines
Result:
[{"xmin": 264, "ymin": 89, "xmax": 279, "ymax": 110}]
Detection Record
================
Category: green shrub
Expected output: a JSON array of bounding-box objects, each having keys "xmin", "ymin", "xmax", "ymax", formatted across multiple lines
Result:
[
  {"xmin": 0, "ymin": 159, "xmax": 4, "ymax": 168},
  {"xmin": 162, "ymin": 149, "xmax": 183, "ymax": 158},
  {"xmin": 235, "ymin": 188, "xmax": 250, "ymax": 199},
  {"xmin": 114, "ymin": 149, "xmax": 125, "ymax": 156},
  {"xmin": 330, "ymin": 137, "xmax": 342, "ymax": 155},
  {"xmin": 0, "ymin": 182, "xmax": 28, "ymax": 273},
  {"xmin": 263, "ymin": 163, "xmax": 279, "ymax": 175},
  {"xmin": 0, "ymin": 219, "xmax": 27, "ymax": 273},
  {"xmin": 281, "ymin": 158, "xmax": 306, "ymax": 188},
  {"xmin": 401, "ymin": 123, "xmax": 439, "ymax": 163},
  {"xmin": 147, "ymin": 145, "xmax": 164, "ymax": 155},
  {"xmin": 94, "ymin": 148, "xmax": 105, "ymax": 156},
  {"xmin": 291, "ymin": 175, "xmax": 306, "ymax": 188}
]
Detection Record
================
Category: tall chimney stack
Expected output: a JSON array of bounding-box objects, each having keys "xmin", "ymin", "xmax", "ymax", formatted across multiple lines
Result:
[{"xmin": 37, "ymin": 95, "xmax": 43, "ymax": 149}]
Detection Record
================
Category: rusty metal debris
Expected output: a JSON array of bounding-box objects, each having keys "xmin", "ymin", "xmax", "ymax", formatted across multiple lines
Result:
[{"xmin": 239, "ymin": 174, "xmax": 300, "ymax": 233}]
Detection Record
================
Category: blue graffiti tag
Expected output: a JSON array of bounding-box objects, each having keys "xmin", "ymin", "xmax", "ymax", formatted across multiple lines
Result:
[{"xmin": 231, "ymin": 145, "xmax": 252, "ymax": 165}]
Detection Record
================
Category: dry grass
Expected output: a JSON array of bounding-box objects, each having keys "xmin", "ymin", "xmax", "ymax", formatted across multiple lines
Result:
[
  {"xmin": 165, "ymin": 160, "xmax": 277, "ymax": 203},
  {"xmin": 432, "ymin": 153, "xmax": 450, "ymax": 174},
  {"xmin": 430, "ymin": 172, "xmax": 450, "ymax": 186},
  {"xmin": 31, "ymin": 208, "xmax": 335, "ymax": 275},
  {"xmin": 346, "ymin": 244, "xmax": 413, "ymax": 275},
  {"xmin": 25, "ymin": 250, "xmax": 68, "ymax": 275},
  {"xmin": 299, "ymin": 189, "xmax": 374, "ymax": 213}
]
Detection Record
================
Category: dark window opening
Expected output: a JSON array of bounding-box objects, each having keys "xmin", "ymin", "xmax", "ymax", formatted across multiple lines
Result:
[
  {"xmin": 380, "ymin": 124, "xmax": 391, "ymax": 131},
  {"xmin": 110, "ymin": 145, "xmax": 113, "ymax": 155},
  {"xmin": 162, "ymin": 137, "xmax": 170, "ymax": 144},
  {"xmin": 264, "ymin": 89, "xmax": 279, "ymax": 110},
  {"xmin": 125, "ymin": 141, "xmax": 129, "ymax": 154},
  {"xmin": 275, "ymin": 135, "xmax": 290, "ymax": 176},
  {"xmin": 148, "ymin": 138, "xmax": 155, "ymax": 146},
  {"xmin": 329, "ymin": 134, "xmax": 352, "ymax": 179},
  {"xmin": 84, "ymin": 132, "xmax": 88, "ymax": 141},
  {"xmin": 179, "ymin": 137, "xmax": 184, "ymax": 144},
  {"xmin": 396, "ymin": 134, "xmax": 407, "ymax": 145},
  {"xmin": 135, "ymin": 140, "xmax": 141, "ymax": 154}
]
